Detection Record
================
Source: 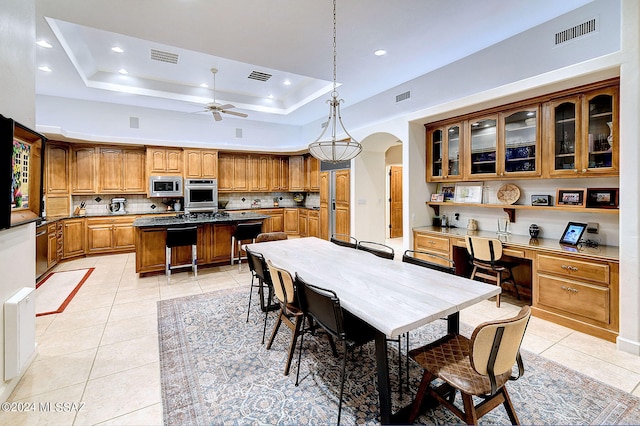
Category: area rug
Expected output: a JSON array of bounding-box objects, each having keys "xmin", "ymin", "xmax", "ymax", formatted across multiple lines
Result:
[
  {"xmin": 35, "ymin": 268, "xmax": 94, "ymax": 316},
  {"xmin": 158, "ymin": 289, "xmax": 640, "ymax": 425}
]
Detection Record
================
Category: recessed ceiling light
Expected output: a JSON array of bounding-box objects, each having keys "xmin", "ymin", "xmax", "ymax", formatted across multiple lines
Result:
[
  {"xmin": 36, "ymin": 40, "xmax": 52, "ymax": 48},
  {"xmin": 526, "ymin": 112, "xmax": 535, "ymax": 116},
  {"xmin": 268, "ymin": 94, "xmax": 274, "ymax": 99},
  {"xmin": 38, "ymin": 66, "xmax": 52, "ymax": 72},
  {"xmin": 111, "ymin": 46, "xmax": 124, "ymax": 53},
  {"xmin": 374, "ymin": 49, "xmax": 386, "ymax": 56},
  {"xmin": 118, "ymin": 68, "xmax": 128, "ymax": 75},
  {"xmin": 200, "ymin": 83, "xmax": 209, "ymax": 88},
  {"xmin": 283, "ymin": 79, "xmax": 291, "ymax": 86}
]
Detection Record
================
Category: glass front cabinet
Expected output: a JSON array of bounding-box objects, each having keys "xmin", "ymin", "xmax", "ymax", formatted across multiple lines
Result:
[
  {"xmin": 468, "ymin": 116, "xmax": 498, "ymax": 178},
  {"xmin": 547, "ymin": 86, "xmax": 618, "ymax": 177},
  {"xmin": 427, "ymin": 122, "xmax": 463, "ymax": 181},
  {"xmin": 500, "ymin": 105, "xmax": 541, "ymax": 177}
]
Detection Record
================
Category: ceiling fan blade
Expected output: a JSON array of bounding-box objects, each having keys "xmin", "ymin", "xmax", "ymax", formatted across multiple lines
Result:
[
  {"xmin": 217, "ymin": 104, "xmax": 235, "ymax": 110},
  {"xmin": 221, "ymin": 110, "xmax": 248, "ymax": 118},
  {"xmin": 212, "ymin": 111, "xmax": 223, "ymax": 121}
]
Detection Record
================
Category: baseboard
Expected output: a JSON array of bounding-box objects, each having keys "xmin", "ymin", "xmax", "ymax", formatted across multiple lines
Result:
[
  {"xmin": 617, "ymin": 335, "xmax": 640, "ymax": 356},
  {"xmin": 0, "ymin": 344, "xmax": 37, "ymax": 402}
]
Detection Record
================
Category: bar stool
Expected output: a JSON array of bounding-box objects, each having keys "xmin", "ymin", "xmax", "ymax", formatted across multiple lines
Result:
[
  {"xmin": 231, "ymin": 221, "xmax": 263, "ymax": 269},
  {"xmin": 165, "ymin": 226, "xmax": 198, "ymax": 284}
]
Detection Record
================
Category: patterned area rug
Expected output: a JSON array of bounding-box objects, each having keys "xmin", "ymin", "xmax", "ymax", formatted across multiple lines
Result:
[{"xmin": 158, "ymin": 289, "xmax": 640, "ymax": 425}]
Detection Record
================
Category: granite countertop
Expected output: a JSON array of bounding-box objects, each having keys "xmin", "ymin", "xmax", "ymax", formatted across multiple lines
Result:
[
  {"xmin": 37, "ymin": 210, "xmax": 181, "ymax": 226},
  {"xmin": 133, "ymin": 211, "xmax": 270, "ymax": 228}
]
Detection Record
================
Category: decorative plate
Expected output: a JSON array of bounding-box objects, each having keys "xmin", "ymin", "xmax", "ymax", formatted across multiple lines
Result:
[{"xmin": 497, "ymin": 184, "xmax": 520, "ymax": 205}]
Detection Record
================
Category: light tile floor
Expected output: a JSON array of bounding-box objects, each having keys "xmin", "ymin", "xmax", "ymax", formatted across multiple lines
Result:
[{"xmin": 2, "ymin": 244, "xmax": 639, "ymax": 425}]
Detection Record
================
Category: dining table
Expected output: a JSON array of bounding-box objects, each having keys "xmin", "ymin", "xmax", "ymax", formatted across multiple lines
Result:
[{"xmin": 245, "ymin": 236, "xmax": 501, "ymax": 424}]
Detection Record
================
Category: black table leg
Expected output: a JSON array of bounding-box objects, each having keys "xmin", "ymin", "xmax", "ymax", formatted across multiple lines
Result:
[
  {"xmin": 374, "ymin": 330, "xmax": 393, "ymax": 424},
  {"xmin": 447, "ymin": 311, "xmax": 460, "ymax": 335}
]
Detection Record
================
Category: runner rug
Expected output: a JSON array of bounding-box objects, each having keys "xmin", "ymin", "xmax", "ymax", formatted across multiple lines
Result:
[
  {"xmin": 35, "ymin": 268, "xmax": 94, "ymax": 316},
  {"xmin": 158, "ymin": 289, "xmax": 640, "ymax": 425}
]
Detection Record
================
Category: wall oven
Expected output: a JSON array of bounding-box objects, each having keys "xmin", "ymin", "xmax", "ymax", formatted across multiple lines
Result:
[
  {"xmin": 149, "ymin": 176, "xmax": 183, "ymax": 197},
  {"xmin": 185, "ymin": 179, "xmax": 218, "ymax": 213}
]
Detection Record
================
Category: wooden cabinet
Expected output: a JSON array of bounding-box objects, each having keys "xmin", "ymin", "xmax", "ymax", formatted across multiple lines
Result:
[
  {"xmin": 249, "ymin": 154, "xmax": 271, "ymax": 191},
  {"xmin": 298, "ymin": 209, "xmax": 308, "ymax": 237},
  {"xmin": 71, "ymin": 146, "xmax": 97, "ymax": 194},
  {"xmin": 270, "ymin": 156, "xmax": 289, "ymax": 191},
  {"xmin": 546, "ymin": 86, "xmax": 619, "ymax": 178},
  {"xmin": 412, "ymin": 231, "xmax": 452, "ymax": 267},
  {"xmin": 427, "ymin": 122, "xmax": 463, "ymax": 181},
  {"xmin": 289, "ymin": 155, "xmax": 305, "ymax": 191},
  {"xmin": 47, "ymin": 223, "xmax": 58, "ymax": 269},
  {"xmin": 86, "ymin": 216, "xmax": 136, "ymax": 254},
  {"xmin": 98, "ymin": 147, "xmax": 146, "ymax": 193},
  {"xmin": 305, "ymin": 155, "xmax": 320, "ymax": 191},
  {"xmin": 260, "ymin": 209, "xmax": 284, "ymax": 233},
  {"xmin": 63, "ymin": 218, "xmax": 85, "ymax": 258},
  {"xmin": 184, "ymin": 149, "xmax": 218, "ymax": 179},
  {"xmin": 146, "ymin": 147, "xmax": 182, "ymax": 175},
  {"xmin": 319, "ymin": 171, "xmax": 329, "ymax": 240},
  {"xmin": 46, "ymin": 142, "xmax": 69, "ymax": 195},
  {"xmin": 534, "ymin": 252, "xmax": 618, "ymax": 341},
  {"xmin": 218, "ymin": 153, "xmax": 248, "ymax": 191},
  {"xmin": 284, "ymin": 208, "xmax": 298, "ymax": 235},
  {"xmin": 308, "ymin": 209, "xmax": 320, "ymax": 238},
  {"xmin": 467, "ymin": 115, "xmax": 499, "ymax": 178},
  {"xmin": 499, "ymin": 105, "xmax": 541, "ymax": 178},
  {"xmin": 334, "ymin": 169, "xmax": 351, "ymax": 238}
]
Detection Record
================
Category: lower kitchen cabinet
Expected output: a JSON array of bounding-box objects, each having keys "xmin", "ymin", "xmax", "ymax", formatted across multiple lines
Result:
[
  {"xmin": 63, "ymin": 218, "xmax": 86, "ymax": 258},
  {"xmin": 284, "ymin": 208, "xmax": 298, "ymax": 235},
  {"xmin": 260, "ymin": 209, "xmax": 284, "ymax": 233},
  {"xmin": 47, "ymin": 223, "xmax": 58, "ymax": 269},
  {"xmin": 307, "ymin": 209, "xmax": 320, "ymax": 238},
  {"xmin": 87, "ymin": 216, "xmax": 136, "ymax": 254},
  {"xmin": 298, "ymin": 209, "xmax": 308, "ymax": 237}
]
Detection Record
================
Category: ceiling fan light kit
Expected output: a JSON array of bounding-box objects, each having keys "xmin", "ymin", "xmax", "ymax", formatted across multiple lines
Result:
[
  {"xmin": 308, "ymin": 0, "xmax": 362, "ymax": 164},
  {"xmin": 204, "ymin": 68, "xmax": 248, "ymax": 122}
]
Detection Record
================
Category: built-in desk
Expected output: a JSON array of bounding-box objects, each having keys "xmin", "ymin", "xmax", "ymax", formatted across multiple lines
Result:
[{"xmin": 413, "ymin": 226, "xmax": 619, "ymax": 342}]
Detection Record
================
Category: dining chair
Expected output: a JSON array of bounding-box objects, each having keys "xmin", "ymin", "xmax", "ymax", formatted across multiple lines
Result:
[
  {"xmin": 465, "ymin": 235, "xmax": 520, "ymax": 307},
  {"xmin": 356, "ymin": 240, "xmax": 395, "ymax": 260},
  {"xmin": 255, "ymin": 232, "xmax": 288, "ymax": 243},
  {"xmin": 245, "ymin": 248, "xmax": 279, "ymax": 343},
  {"xmin": 330, "ymin": 233, "xmax": 358, "ymax": 249},
  {"xmin": 402, "ymin": 249, "xmax": 456, "ymax": 275},
  {"xmin": 266, "ymin": 260, "xmax": 305, "ymax": 376},
  {"xmin": 294, "ymin": 274, "xmax": 377, "ymax": 425},
  {"xmin": 407, "ymin": 305, "xmax": 531, "ymax": 424},
  {"xmin": 165, "ymin": 226, "xmax": 198, "ymax": 284}
]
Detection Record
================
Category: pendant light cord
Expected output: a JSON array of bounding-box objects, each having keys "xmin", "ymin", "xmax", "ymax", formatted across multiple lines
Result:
[{"xmin": 332, "ymin": 0, "xmax": 337, "ymax": 95}]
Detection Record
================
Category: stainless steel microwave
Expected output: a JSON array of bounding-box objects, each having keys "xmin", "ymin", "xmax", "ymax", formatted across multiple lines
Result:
[{"xmin": 149, "ymin": 176, "xmax": 183, "ymax": 197}]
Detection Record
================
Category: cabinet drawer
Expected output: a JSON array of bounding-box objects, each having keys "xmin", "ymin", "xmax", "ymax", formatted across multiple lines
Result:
[
  {"xmin": 414, "ymin": 234, "xmax": 449, "ymax": 253},
  {"xmin": 537, "ymin": 274, "xmax": 609, "ymax": 323},
  {"xmin": 538, "ymin": 254, "xmax": 609, "ymax": 285}
]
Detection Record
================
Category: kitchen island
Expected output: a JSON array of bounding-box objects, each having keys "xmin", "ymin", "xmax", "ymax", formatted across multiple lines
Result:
[{"xmin": 133, "ymin": 211, "xmax": 270, "ymax": 275}]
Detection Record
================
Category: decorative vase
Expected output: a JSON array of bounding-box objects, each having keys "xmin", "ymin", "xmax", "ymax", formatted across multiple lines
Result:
[
  {"xmin": 529, "ymin": 224, "xmax": 540, "ymax": 238},
  {"xmin": 606, "ymin": 121, "xmax": 613, "ymax": 150}
]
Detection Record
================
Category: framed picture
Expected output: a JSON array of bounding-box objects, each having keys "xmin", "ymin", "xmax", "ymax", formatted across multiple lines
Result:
[
  {"xmin": 453, "ymin": 182, "xmax": 483, "ymax": 204},
  {"xmin": 436, "ymin": 183, "xmax": 455, "ymax": 202},
  {"xmin": 430, "ymin": 193, "xmax": 445, "ymax": 202},
  {"xmin": 556, "ymin": 188, "xmax": 586, "ymax": 207},
  {"xmin": 531, "ymin": 195, "xmax": 551, "ymax": 206},
  {"xmin": 586, "ymin": 188, "xmax": 619, "ymax": 209},
  {"xmin": 559, "ymin": 222, "xmax": 588, "ymax": 246}
]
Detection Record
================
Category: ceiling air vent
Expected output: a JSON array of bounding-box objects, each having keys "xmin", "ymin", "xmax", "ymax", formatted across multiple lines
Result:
[
  {"xmin": 396, "ymin": 91, "xmax": 411, "ymax": 103},
  {"xmin": 150, "ymin": 49, "xmax": 179, "ymax": 64},
  {"xmin": 555, "ymin": 18, "xmax": 597, "ymax": 45},
  {"xmin": 248, "ymin": 70, "xmax": 272, "ymax": 82}
]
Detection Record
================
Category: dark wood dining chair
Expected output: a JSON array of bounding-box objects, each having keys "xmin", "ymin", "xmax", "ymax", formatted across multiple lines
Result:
[
  {"xmin": 356, "ymin": 240, "xmax": 395, "ymax": 260},
  {"xmin": 407, "ymin": 305, "xmax": 531, "ymax": 424},
  {"xmin": 294, "ymin": 273, "xmax": 377, "ymax": 425},
  {"xmin": 330, "ymin": 233, "xmax": 358, "ymax": 249},
  {"xmin": 245, "ymin": 248, "xmax": 279, "ymax": 343},
  {"xmin": 465, "ymin": 235, "xmax": 520, "ymax": 307}
]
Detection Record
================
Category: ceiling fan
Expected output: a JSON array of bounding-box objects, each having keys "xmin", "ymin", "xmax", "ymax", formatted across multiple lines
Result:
[{"xmin": 202, "ymin": 68, "xmax": 248, "ymax": 121}]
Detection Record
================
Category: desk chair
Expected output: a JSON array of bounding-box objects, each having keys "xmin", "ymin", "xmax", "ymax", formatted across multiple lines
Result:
[
  {"xmin": 465, "ymin": 235, "xmax": 520, "ymax": 307},
  {"xmin": 165, "ymin": 226, "xmax": 198, "ymax": 284},
  {"xmin": 245, "ymin": 248, "xmax": 279, "ymax": 343},
  {"xmin": 294, "ymin": 274, "xmax": 377, "ymax": 425},
  {"xmin": 408, "ymin": 306, "xmax": 531, "ymax": 424},
  {"xmin": 356, "ymin": 240, "xmax": 395, "ymax": 260},
  {"xmin": 231, "ymin": 222, "xmax": 263, "ymax": 269},
  {"xmin": 330, "ymin": 233, "xmax": 358, "ymax": 249}
]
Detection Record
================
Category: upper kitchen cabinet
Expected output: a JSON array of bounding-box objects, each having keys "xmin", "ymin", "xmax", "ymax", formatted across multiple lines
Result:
[
  {"xmin": 467, "ymin": 116, "xmax": 498, "ymax": 178},
  {"xmin": 499, "ymin": 105, "xmax": 541, "ymax": 178},
  {"xmin": 249, "ymin": 154, "xmax": 271, "ymax": 192},
  {"xmin": 98, "ymin": 147, "xmax": 146, "ymax": 193},
  {"xmin": 426, "ymin": 122, "xmax": 463, "ymax": 182},
  {"xmin": 546, "ymin": 86, "xmax": 618, "ymax": 178},
  {"xmin": 183, "ymin": 149, "xmax": 218, "ymax": 179},
  {"xmin": 289, "ymin": 155, "xmax": 305, "ymax": 191},
  {"xmin": 271, "ymin": 156, "xmax": 289, "ymax": 191},
  {"xmin": 71, "ymin": 145, "xmax": 97, "ymax": 194},
  {"xmin": 146, "ymin": 147, "xmax": 182, "ymax": 176},
  {"xmin": 46, "ymin": 142, "xmax": 69, "ymax": 194},
  {"xmin": 218, "ymin": 153, "xmax": 248, "ymax": 191},
  {"xmin": 305, "ymin": 155, "xmax": 320, "ymax": 191}
]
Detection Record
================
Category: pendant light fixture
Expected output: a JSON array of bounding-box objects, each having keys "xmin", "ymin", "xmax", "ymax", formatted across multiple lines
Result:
[{"xmin": 308, "ymin": 0, "xmax": 362, "ymax": 163}]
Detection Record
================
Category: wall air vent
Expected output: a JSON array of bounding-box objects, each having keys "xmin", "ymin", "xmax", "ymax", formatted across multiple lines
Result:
[
  {"xmin": 236, "ymin": 128, "xmax": 243, "ymax": 138},
  {"xmin": 395, "ymin": 91, "xmax": 411, "ymax": 103},
  {"xmin": 248, "ymin": 71, "xmax": 272, "ymax": 82},
  {"xmin": 555, "ymin": 18, "xmax": 597, "ymax": 45},
  {"xmin": 150, "ymin": 49, "xmax": 179, "ymax": 64}
]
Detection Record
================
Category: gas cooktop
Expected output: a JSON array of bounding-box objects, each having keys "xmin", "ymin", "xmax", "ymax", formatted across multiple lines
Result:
[{"xmin": 177, "ymin": 211, "xmax": 229, "ymax": 220}]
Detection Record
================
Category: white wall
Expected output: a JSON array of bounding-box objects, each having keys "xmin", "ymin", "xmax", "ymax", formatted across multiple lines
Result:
[{"xmin": 0, "ymin": 0, "xmax": 37, "ymax": 401}]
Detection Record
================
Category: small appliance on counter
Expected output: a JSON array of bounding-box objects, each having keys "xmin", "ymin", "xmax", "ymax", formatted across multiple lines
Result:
[{"xmin": 107, "ymin": 197, "xmax": 127, "ymax": 214}]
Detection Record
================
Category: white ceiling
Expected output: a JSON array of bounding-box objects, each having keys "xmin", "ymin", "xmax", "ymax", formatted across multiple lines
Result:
[{"xmin": 35, "ymin": 0, "xmax": 594, "ymax": 128}]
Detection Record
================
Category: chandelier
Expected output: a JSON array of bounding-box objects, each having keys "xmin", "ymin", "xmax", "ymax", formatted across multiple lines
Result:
[{"xmin": 308, "ymin": 0, "xmax": 362, "ymax": 163}]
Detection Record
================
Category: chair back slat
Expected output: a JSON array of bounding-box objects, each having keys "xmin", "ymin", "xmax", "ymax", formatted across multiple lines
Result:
[
  {"xmin": 356, "ymin": 241, "xmax": 394, "ymax": 260},
  {"xmin": 331, "ymin": 234, "xmax": 358, "ymax": 249},
  {"xmin": 470, "ymin": 305, "xmax": 531, "ymax": 377},
  {"xmin": 295, "ymin": 274, "xmax": 345, "ymax": 341},
  {"xmin": 465, "ymin": 235, "xmax": 504, "ymax": 262},
  {"xmin": 402, "ymin": 249, "xmax": 455, "ymax": 274},
  {"xmin": 267, "ymin": 260, "xmax": 295, "ymax": 304},
  {"xmin": 247, "ymin": 248, "xmax": 270, "ymax": 284}
]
